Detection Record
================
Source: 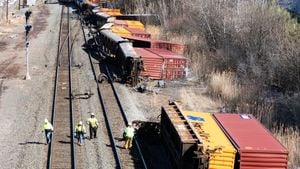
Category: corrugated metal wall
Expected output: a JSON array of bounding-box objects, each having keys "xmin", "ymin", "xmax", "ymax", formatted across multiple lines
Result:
[{"xmin": 213, "ymin": 113, "xmax": 288, "ymax": 169}]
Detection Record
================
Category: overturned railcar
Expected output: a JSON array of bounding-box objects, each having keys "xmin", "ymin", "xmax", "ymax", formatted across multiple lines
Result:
[
  {"xmin": 96, "ymin": 29, "xmax": 143, "ymax": 85},
  {"xmin": 161, "ymin": 102, "xmax": 215, "ymax": 169}
]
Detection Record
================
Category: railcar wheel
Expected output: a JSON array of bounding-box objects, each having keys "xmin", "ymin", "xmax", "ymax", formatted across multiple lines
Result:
[{"xmin": 98, "ymin": 73, "xmax": 108, "ymax": 83}]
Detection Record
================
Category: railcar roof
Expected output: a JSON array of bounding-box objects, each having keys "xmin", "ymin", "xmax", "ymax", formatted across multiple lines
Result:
[{"xmin": 100, "ymin": 30, "xmax": 127, "ymax": 43}]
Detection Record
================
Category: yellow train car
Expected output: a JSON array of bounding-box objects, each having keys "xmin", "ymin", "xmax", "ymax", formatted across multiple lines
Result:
[
  {"xmin": 99, "ymin": 8, "xmax": 122, "ymax": 16},
  {"xmin": 183, "ymin": 111, "xmax": 237, "ymax": 169},
  {"xmin": 125, "ymin": 20, "xmax": 145, "ymax": 30},
  {"xmin": 111, "ymin": 26, "xmax": 131, "ymax": 37}
]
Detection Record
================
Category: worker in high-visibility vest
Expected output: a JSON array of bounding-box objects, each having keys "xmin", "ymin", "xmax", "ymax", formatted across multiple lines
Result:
[
  {"xmin": 86, "ymin": 113, "xmax": 99, "ymax": 140},
  {"xmin": 42, "ymin": 118, "xmax": 54, "ymax": 145},
  {"xmin": 124, "ymin": 122, "xmax": 135, "ymax": 149},
  {"xmin": 75, "ymin": 121, "xmax": 86, "ymax": 146}
]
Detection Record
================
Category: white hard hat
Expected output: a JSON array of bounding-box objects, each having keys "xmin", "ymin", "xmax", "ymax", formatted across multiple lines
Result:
[
  {"xmin": 128, "ymin": 122, "xmax": 132, "ymax": 126},
  {"xmin": 79, "ymin": 121, "xmax": 83, "ymax": 125},
  {"xmin": 44, "ymin": 118, "xmax": 48, "ymax": 123},
  {"xmin": 91, "ymin": 113, "xmax": 95, "ymax": 116}
]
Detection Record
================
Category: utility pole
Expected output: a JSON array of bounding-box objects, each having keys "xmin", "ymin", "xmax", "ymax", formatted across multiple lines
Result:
[
  {"xmin": 6, "ymin": 0, "xmax": 8, "ymax": 23},
  {"xmin": 25, "ymin": 10, "xmax": 32, "ymax": 80}
]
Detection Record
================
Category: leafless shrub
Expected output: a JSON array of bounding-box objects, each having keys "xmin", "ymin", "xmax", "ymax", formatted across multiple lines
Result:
[
  {"xmin": 273, "ymin": 127, "xmax": 300, "ymax": 168},
  {"xmin": 145, "ymin": 25, "xmax": 161, "ymax": 39},
  {"xmin": 273, "ymin": 94, "xmax": 300, "ymax": 128},
  {"xmin": 208, "ymin": 71, "xmax": 240, "ymax": 101}
]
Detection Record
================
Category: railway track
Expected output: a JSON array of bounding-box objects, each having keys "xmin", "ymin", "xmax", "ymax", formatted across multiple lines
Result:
[
  {"xmin": 79, "ymin": 17, "xmax": 147, "ymax": 169},
  {"xmin": 47, "ymin": 6, "xmax": 83, "ymax": 169},
  {"xmin": 100, "ymin": 65, "xmax": 147, "ymax": 169}
]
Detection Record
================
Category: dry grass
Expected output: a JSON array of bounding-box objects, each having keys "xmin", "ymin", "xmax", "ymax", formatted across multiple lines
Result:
[
  {"xmin": 272, "ymin": 127, "xmax": 300, "ymax": 168},
  {"xmin": 208, "ymin": 71, "xmax": 240, "ymax": 101},
  {"xmin": 178, "ymin": 87, "xmax": 221, "ymax": 112},
  {"xmin": 145, "ymin": 25, "xmax": 161, "ymax": 39},
  {"xmin": 207, "ymin": 71, "xmax": 300, "ymax": 167}
]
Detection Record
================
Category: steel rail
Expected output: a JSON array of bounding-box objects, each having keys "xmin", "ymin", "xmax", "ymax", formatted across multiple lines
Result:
[
  {"xmin": 79, "ymin": 19, "xmax": 122, "ymax": 169},
  {"xmin": 47, "ymin": 6, "xmax": 76, "ymax": 169},
  {"xmin": 47, "ymin": 6, "xmax": 64, "ymax": 169},
  {"xmin": 68, "ymin": 7, "xmax": 76, "ymax": 169},
  {"xmin": 104, "ymin": 65, "xmax": 148, "ymax": 169},
  {"xmin": 90, "ymin": 30, "xmax": 148, "ymax": 169}
]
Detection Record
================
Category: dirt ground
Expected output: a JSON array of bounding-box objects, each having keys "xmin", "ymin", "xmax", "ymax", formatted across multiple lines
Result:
[{"xmin": 0, "ymin": 2, "xmax": 222, "ymax": 169}]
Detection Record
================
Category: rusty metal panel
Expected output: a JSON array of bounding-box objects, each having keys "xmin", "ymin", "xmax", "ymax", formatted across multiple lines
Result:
[
  {"xmin": 124, "ymin": 27, "xmax": 151, "ymax": 38},
  {"xmin": 161, "ymin": 103, "xmax": 200, "ymax": 169},
  {"xmin": 162, "ymin": 106, "xmax": 196, "ymax": 143},
  {"xmin": 151, "ymin": 40, "xmax": 185, "ymax": 55},
  {"xmin": 146, "ymin": 48, "xmax": 187, "ymax": 80},
  {"xmin": 213, "ymin": 113, "xmax": 288, "ymax": 169},
  {"xmin": 134, "ymin": 48, "xmax": 163, "ymax": 79},
  {"xmin": 122, "ymin": 36, "xmax": 185, "ymax": 55}
]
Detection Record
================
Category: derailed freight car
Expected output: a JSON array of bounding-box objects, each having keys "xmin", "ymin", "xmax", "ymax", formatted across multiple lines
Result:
[
  {"xmin": 95, "ymin": 29, "xmax": 143, "ymax": 85},
  {"xmin": 213, "ymin": 113, "xmax": 288, "ymax": 169},
  {"xmin": 161, "ymin": 102, "xmax": 288, "ymax": 169},
  {"xmin": 183, "ymin": 111, "xmax": 237, "ymax": 169},
  {"xmin": 160, "ymin": 102, "xmax": 204, "ymax": 169}
]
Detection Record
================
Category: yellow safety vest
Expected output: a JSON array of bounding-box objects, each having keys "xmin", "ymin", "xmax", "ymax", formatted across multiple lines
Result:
[
  {"xmin": 75, "ymin": 124, "xmax": 86, "ymax": 133},
  {"xmin": 87, "ymin": 117, "xmax": 98, "ymax": 128},
  {"xmin": 124, "ymin": 127, "xmax": 134, "ymax": 138},
  {"xmin": 43, "ymin": 122, "xmax": 53, "ymax": 131}
]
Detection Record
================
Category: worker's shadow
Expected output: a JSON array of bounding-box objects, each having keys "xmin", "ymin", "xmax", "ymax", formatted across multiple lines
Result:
[
  {"xmin": 114, "ymin": 137, "xmax": 124, "ymax": 141},
  {"xmin": 58, "ymin": 140, "xmax": 71, "ymax": 144},
  {"xmin": 19, "ymin": 141, "xmax": 44, "ymax": 145},
  {"xmin": 105, "ymin": 144, "xmax": 125, "ymax": 149}
]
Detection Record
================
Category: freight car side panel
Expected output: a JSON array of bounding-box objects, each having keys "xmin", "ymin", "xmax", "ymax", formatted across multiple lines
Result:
[
  {"xmin": 213, "ymin": 113, "xmax": 288, "ymax": 169},
  {"xmin": 134, "ymin": 48, "xmax": 163, "ymax": 79},
  {"xmin": 183, "ymin": 111, "xmax": 236, "ymax": 169},
  {"xmin": 124, "ymin": 27, "xmax": 151, "ymax": 38},
  {"xmin": 146, "ymin": 48, "xmax": 187, "ymax": 80},
  {"xmin": 161, "ymin": 106, "xmax": 198, "ymax": 169}
]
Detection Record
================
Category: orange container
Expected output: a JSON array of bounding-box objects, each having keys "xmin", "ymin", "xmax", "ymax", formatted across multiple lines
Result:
[
  {"xmin": 125, "ymin": 20, "xmax": 145, "ymax": 30},
  {"xmin": 124, "ymin": 27, "xmax": 151, "ymax": 38},
  {"xmin": 111, "ymin": 26, "xmax": 131, "ymax": 37}
]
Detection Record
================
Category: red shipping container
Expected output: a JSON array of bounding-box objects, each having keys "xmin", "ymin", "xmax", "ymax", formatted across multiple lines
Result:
[
  {"xmin": 151, "ymin": 40, "xmax": 185, "ymax": 55},
  {"xmin": 124, "ymin": 27, "xmax": 151, "ymax": 39},
  {"xmin": 146, "ymin": 48, "xmax": 187, "ymax": 80},
  {"xmin": 123, "ymin": 36, "xmax": 185, "ymax": 55},
  {"xmin": 113, "ymin": 20, "xmax": 127, "ymax": 27},
  {"xmin": 134, "ymin": 48, "xmax": 163, "ymax": 79},
  {"xmin": 213, "ymin": 113, "xmax": 288, "ymax": 169}
]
